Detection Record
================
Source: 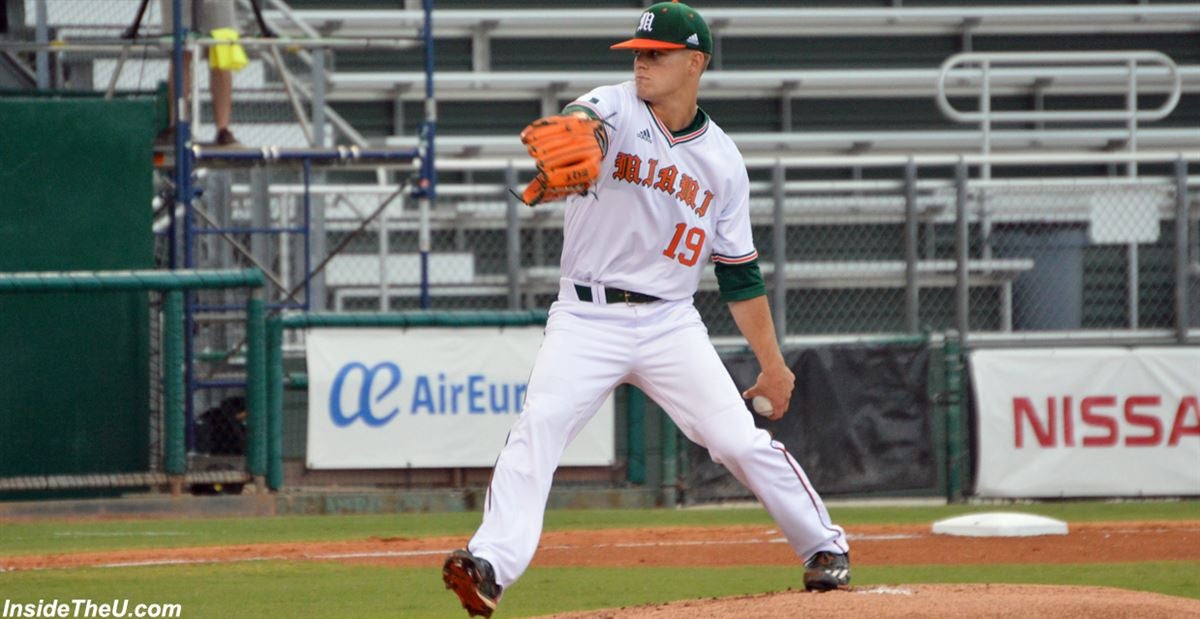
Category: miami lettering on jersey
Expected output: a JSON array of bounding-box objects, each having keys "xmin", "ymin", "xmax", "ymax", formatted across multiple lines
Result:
[
  {"xmin": 611, "ymin": 151, "xmax": 715, "ymax": 218},
  {"xmin": 559, "ymin": 81, "xmax": 758, "ymax": 300}
]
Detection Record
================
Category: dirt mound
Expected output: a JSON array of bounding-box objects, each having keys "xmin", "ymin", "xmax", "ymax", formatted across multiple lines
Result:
[{"xmin": 539, "ymin": 584, "xmax": 1200, "ymax": 618}]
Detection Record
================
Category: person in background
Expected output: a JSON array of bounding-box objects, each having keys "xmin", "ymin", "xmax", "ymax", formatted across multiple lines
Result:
[{"xmin": 158, "ymin": 0, "xmax": 240, "ymax": 146}]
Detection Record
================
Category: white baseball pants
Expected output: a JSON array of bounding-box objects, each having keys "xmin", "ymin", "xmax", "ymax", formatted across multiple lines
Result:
[{"xmin": 469, "ymin": 279, "xmax": 849, "ymax": 588}]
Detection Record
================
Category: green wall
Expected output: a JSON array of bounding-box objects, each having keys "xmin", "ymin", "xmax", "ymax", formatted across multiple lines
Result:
[{"xmin": 0, "ymin": 97, "xmax": 155, "ymax": 499}]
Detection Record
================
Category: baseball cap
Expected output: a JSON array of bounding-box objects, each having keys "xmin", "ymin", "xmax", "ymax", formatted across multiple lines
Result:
[{"xmin": 610, "ymin": 1, "xmax": 712, "ymax": 56}]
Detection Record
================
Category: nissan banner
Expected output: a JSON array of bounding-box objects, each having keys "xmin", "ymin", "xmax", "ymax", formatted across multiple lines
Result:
[
  {"xmin": 306, "ymin": 327, "xmax": 615, "ymax": 468},
  {"xmin": 971, "ymin": 347, "xmax": 1200, "ymax": 497}
]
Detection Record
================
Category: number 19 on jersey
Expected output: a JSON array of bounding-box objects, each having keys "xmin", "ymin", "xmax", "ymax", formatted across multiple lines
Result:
[{"xmin": 663, "ymin": 223, "xmax": 706, "ymax": 267}]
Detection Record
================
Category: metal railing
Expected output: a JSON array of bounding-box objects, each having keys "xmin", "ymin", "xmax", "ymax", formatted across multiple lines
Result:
[
  {"xmin": 0, "ymin": 269, "xmax": 267, "ymax": 494},
  {"xmin": 208, "ymin": 150, "xmax": 1200, "ymax": 349},
  {"xmin": 937, "ymin": 51, "xmax": 1183, "ymax": 179},
  {"xmin": 264, "ymin": 5, "xmax": 1200, "ymax": 38}
]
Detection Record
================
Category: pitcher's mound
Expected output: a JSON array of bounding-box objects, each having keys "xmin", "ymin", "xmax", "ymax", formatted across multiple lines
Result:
[{"xmin": 541, "ymin": 584, "xmax": 1200, "ymax": 618}]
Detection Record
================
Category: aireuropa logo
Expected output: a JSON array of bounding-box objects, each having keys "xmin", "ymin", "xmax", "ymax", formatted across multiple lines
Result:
[
  {"xmin": 330, "ymin": 362, "xmax": 403, "ymax": 427},
  {"xmin": 329, "ymin": 361, "xmax": 528, "ymax": 426}
]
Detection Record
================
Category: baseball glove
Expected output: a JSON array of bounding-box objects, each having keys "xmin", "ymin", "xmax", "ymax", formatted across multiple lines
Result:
[{"xmin": 519, "ymin": 114, "xmax": 606, "ymax": 206}]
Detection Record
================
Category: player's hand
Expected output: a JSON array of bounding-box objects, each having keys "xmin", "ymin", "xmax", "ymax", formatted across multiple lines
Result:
[{"xmin": 742, "ymin": 361, "xmax": 794, "ymax": 421}]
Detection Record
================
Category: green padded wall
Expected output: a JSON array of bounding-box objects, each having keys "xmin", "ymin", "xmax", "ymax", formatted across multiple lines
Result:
[{"xmin": 0, "ymin": 97, "xmax": 155, "ymax": 499}]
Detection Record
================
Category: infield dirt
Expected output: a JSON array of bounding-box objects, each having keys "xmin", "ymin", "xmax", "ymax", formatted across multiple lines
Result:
[{"xmin": 3, "ymin": 521, "xmax": 1198, "ymax": 617}]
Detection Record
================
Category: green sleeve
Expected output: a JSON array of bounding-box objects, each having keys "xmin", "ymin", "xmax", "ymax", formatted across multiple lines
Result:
[
  {"xmin": 715, "ymin": 260, "xmax": 767, "ymax": 302},
  {"xmin": 562, "ymin": 103, "xmax": 600, "ymax": 119}
]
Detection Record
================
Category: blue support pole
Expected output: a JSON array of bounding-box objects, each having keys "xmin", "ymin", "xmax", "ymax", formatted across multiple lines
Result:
[
  {"xmin": 422, "ymin": 0, "xmax": 437, "ymax": 201},
  {"xmin": 170, "ymin": 0, "xmax": 198, "ymax": 452},
  {"xmin": 418, "ymin": 0, "xmax": 437, "ymax": 310},
  {"xmin": 168, "ymin": 0, "xmax": 187, "ymax": 270}
]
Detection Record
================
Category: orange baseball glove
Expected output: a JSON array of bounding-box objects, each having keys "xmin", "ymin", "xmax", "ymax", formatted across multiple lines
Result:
[{"xmin": 519, "ymin": 114, "xmax": 606, "ymax": 206}]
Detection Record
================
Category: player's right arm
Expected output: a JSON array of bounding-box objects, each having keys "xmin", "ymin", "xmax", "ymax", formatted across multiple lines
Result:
[
  {"xmin": 713, "ymin": 159, "xmax": 794, "ymax": 419},
  {"xmin": 516, "ymin": 84, "xmax": 628, "ymax": 206},
  {"xmin": 728, "ymin": 294, "xmax": 794, "ymax": 421},
  {"xmin": 562, "ymin": 83, "xmax": 631, "ymax": 153}
]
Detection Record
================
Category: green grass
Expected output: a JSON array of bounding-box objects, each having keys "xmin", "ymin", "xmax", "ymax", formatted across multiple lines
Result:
[
  {"xmin": 1, "ymin": 500, "xmax": 1197, "ymax": 556},
  {"xmin": 0, "ymin": 561, "xmax": 1196, "ymax": 619}
]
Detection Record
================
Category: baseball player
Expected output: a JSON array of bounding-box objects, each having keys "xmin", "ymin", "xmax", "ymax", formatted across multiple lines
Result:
[{"xmin": 443, "ymin": 3, "xmax": 849, "ymax": 616}]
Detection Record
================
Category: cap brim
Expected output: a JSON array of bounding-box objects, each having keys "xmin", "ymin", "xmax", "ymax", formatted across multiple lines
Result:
[{"xmin": 610, "ymin": 38, "xmax": 688, "ymax": 51}]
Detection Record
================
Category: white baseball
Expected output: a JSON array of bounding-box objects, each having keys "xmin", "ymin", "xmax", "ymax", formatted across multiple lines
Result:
[{"xmin": 752, "ymin": 395, "xmax": 774, "ymax": 417}]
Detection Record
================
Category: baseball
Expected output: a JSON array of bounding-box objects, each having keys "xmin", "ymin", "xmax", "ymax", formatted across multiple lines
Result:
[{"xmin": 752, "ymin": 395, "xmax": 774, "ymax": 416}]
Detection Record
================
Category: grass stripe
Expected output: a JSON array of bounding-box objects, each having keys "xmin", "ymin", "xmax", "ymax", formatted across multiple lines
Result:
[{"xmin": 1, "ymin": 501, "xmax": 1197, "ymax": 556}]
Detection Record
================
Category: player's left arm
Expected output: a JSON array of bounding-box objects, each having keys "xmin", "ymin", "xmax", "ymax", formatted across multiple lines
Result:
[{"xmin": 725, "ymin": 274, "xmax": 794, "ymax": 421}]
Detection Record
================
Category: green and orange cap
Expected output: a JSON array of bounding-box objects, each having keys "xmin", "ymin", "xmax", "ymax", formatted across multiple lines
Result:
[{"xmin": 610, "ymin": 1, "xmax": 712, "ymax": 55}]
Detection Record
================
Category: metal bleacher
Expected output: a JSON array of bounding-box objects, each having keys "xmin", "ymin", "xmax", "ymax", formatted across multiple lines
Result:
[
  {"xmin": 20, "ymin": 2, "xmax": 1200, "ymax": 155},
  {"xmin": 270, "ymin": 2, "xmax": 1200, "ymax": 328},
  {"xmin": 14, "ymin": 1, "xmax": 1200, "ymax": 333},
  {"xmin": 280, "ymin": 3, "xmax": 1200, "ymax": 159}
]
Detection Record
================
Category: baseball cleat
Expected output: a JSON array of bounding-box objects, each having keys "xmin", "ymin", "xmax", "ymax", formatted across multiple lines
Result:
[
  {"xmin": 803, "ymin": 551, "xmax": 851, "ymax": 592},
  {"xmin": 443, "ymin": 549, "xmax": 502, "ymax": 618}
]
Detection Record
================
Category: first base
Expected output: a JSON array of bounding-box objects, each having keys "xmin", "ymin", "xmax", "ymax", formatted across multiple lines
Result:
[{"xmin": 931, "ymin": 512, "xmax": 1068, "ymax": 537}]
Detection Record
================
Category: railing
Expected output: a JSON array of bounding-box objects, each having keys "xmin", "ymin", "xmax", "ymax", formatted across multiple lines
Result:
[
  {"xmin": 265, "ymin": 5, "xmax": 1200, "ymax": 38},
  {"xmin": 0, "ymin": 269, "xmax": 267, "ymax": 494},
  {"xmin": 217, "ymin": 151, "xmax": 1199, "ymax": 349},
  {"xmin": 329, "ymin": 64, "xmax": 1200, "ymax": 101},
  {"xmin": 937, "ymin": 51, "xmax": 1183, "ymax": 179}
]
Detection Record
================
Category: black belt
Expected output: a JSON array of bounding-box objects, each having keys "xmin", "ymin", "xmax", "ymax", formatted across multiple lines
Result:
[{"xmin": 574, "ymin": 284, "xmax": 661, "ymax": 305}]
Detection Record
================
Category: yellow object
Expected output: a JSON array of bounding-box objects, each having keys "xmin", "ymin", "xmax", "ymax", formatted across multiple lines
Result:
[{"xmin": 208, "ymin": 28, "xmax": 248, "ymax": 72}]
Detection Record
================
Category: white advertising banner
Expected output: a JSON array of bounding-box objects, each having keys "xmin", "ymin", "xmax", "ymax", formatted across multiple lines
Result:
[
  {"xmin": 306, "ymin": 327, "xmax": 615, "ymax": 469},
  {"xmin": 972, "ymin": 347, "xmax": 1200, "ymax": 498}
]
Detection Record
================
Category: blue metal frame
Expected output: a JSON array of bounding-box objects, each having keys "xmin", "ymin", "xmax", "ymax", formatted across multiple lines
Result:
[
  {"xmin": 418, "ymin": 0, "xmax": 437, "ymax": 309},
  {"xmin": 168, "ymin": 0, "xmax": 436, "ymax": 458},
  {"xmin": 169, "ymin": 0, "xmax": 199, "ymax": 446}
]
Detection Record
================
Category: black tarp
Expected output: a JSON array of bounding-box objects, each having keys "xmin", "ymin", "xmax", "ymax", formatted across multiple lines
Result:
[{"xmin": 686, "ymin": 342, "xmax": 936, "ymax": 501}]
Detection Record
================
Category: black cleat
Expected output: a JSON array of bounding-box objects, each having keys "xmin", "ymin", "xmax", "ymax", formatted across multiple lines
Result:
[
  {"xmin": 804, "ymin": 551, "xmax": 850, "ymax": 592},
  {"xmin": 443, "ymin": 549, "xmax": 502, "ymax": 617}
]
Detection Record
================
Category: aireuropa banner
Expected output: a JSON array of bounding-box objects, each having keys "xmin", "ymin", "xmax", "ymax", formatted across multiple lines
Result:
[
  {"xmin": 972, "ymin": 347, "xmax": 1200, "ymax": 497},
  {"xmin": 306, "ymin": 327, "xmax": 614, "ymax": 468}
]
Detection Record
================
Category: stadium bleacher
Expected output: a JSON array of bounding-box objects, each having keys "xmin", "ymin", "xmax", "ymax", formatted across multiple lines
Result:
[{"xmin": 9, "ymin": 0, "xmax": 1199, "ymax": 335}]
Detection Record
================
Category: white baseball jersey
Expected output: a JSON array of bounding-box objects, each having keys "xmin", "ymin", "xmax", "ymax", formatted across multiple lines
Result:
[{"xmin": 562, "ymin": 81, "xmax": 757, "ymax": 301}]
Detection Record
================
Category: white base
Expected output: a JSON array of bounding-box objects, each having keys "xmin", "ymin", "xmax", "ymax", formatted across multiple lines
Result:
[{"xmin": 931, "ymin": 512, "xmax": 1069, "ymax": 537}]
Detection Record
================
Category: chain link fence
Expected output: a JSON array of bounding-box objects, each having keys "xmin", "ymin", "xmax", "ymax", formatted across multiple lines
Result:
[
  {"xmin": 310, "ymin": 158, "xmax": 1195, "ymax": 346},
  {"xmin": 971, "ymin": 182, "xmax": 1182, "ymax": 332},
  {"xmin": 22, "ymin": 0, "xmax": 142, "ymax": 36},
  {"xmin": 205, "ymin": 159, "xmax": 1199, "ymax": 349}
]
